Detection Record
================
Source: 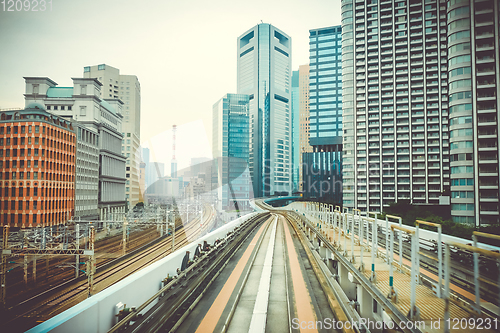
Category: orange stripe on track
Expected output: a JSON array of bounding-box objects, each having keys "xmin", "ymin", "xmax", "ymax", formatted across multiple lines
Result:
[
  {"xmin": 282, "ymin": 218, "xmax": 318, "ymax": 333},
  {"xmin": 195, "ymin": 219, "xmax": 269, "ymax": 333}
]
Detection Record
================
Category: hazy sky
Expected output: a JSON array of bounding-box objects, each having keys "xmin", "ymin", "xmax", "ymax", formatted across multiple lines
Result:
[{"xmin": 0, "ymin": 0, "xmax": 341, "ymax": 173}]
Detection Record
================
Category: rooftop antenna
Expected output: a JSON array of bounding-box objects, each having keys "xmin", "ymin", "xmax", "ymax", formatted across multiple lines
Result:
[{"xmin": 260, "ymin": 20, "xmax": 263, "ymax": 23}]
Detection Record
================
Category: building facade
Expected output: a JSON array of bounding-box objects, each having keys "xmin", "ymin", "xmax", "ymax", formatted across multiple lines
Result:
[
  {"xmin": 303, "ymin": 26, "xmax": 344, "ymax": 203},
  {"xmin": 212, "ymin": 94, "xmax": 251, "ymax": 211},
  {"xmin": 447, "ymin": 0, "xmax": 500, "ymax": 226},
  {"xmin": 341, "ymin": 1, "xmax": 450, "ymax": 213},
  {"xmin": 237, "ymin": 23, "xmax": 292, "ymax": 197},
  {"xmin": 298, "ymin": 64, "xmax": 313, "ymax": 192},
  {"xmin": 84, "ymin": 64, "xmax": 141, "ymax": 209},
  {"xmin": 24, "ymin": 77, "xmax": 127, "ymax": 220},
  {"xmin": 0, "ymin": 104, "xmax": 76, "ymax": 227},
  {"xmin": 74, "ymin": 123, "xmax": 100, "ymax": 220},
  {"xmin": 291, "ymin": 70, "xmax": 300, "ymax": 193}
]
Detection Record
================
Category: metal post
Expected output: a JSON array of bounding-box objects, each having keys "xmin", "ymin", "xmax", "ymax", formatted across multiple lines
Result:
[
  {"xmin": 398, "ymin": 217, "xmax": 402, "ymax": 270},
  {"xmin": 24, "ymin": 254, "xmax": 28, "ymax": 286},
  {"xmin": 369, "ymin": 212, "xmax": 377, "ymax": 282},
  {"xmin": 385, "ymin": 216, "xmax": 389, "ymax": 263},
  {"xmin": 33, "ymin": 256, "xmax": 36, "ymax": 285},
  {"xmin": 410, "ymin": 231, "xmax": 417, "ymax": 319},
  {"xmin": 76, "ymin": 224, "xmax": 80, "ymax": 278},
  {"xmin": 122, "ymin": 219, "xmax": 127, "ymax": 256},
  {"xmin": 437, "ymin": 225, "xmax": 442, "ymax": 299},
  {"xmin": 350, "ymin": 212, "xmax": 355, "ymax": 263},
  {"xmin": 88, "ymin": 226, "xmax": 95, "ymax": 297},
  {"xmin": 388, "ymin": 226, "xmax": 397, "ymax": 302},
  {"xmin": 337, "ymin": 211, "xmax": 342, "ymax": 249},
  {"xmin": 359, "ymin": 216, "xmax": 364, "ymax": 272},
  {"xmin": 1, "ymin": 225, "xmax": 9, "ymax": 307},
  {"xmin": 472, "ymin": 234, "xmax": 480, "ymax": 314},
  {"xmin": 415, "ymin": 223, "xmax": 421, "ymax": 284},
  {"xmin": 171, "ymin": 213, "xmax": 175, "ymax": 253},
  {"xmin": 343, "ymin": 207, "xmax": 348, "ymax": 256},
  {"xmin": 444, "ymin": 244, "xmax": 450, "ymax": 333}
]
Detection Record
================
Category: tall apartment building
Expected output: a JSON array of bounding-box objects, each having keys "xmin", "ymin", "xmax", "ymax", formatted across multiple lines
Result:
[
  {"xmin": 341, "ymin": 0, "xmax": 450, "ymax": 213},
  {"xmin": 447, "ymin": 0, "xmax": 500, "ymax": 226},
  {"xmin": 212, "ymin": 94, "xmax": 251, "ymax": 211},
  {"xmin": 298, "ymin": 64, "xmax": 313, "ymax": 192},
  {"xmin": 24, "ymin": 77, "xmax": 127, "ymax": 220},
  {"xmin": 84, "ymin": 64, "xmax": 141, "ymax": 209},
  {"xmin": 0, "ymin": 104, "xmax": 76, "ymax": 227},
  {"xmin": 303, "ymin": 26, "xmax": 343, "ymax": 203},
  {"xmin": 237, "ymin": 23, "xmax": 292, "ymax": 197}
]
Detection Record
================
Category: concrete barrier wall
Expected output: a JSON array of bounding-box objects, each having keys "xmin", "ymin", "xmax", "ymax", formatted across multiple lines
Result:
[{"xmin": 27, "ymin": 212, "xmax": 259, "ymax": 333}]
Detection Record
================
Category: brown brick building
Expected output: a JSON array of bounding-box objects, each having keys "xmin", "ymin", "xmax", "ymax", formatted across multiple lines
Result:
[{"xmin": 0, "ymin": 103, "xmax": 76, "ymax": 228}]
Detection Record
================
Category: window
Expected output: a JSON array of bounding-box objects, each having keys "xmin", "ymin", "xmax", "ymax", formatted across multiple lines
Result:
[
  {"xmin": 35, "ymin": 125, "xmax": 39, "ymax": 133},
  {"xmin": 80, "ymin": 106, "xmax": 87, "ymax": 116},
  {"xmin": 81, "ymin": 85, "xmax": 87, "ymax": 95}
]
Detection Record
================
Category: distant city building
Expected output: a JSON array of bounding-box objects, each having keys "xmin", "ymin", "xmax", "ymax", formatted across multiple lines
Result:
[
  {"xmin": 341, "ymin": 2, "xmax": 450, "ymax": 213},
  {"xmin": 212, "ymin": 94, "xmax": 252, "ymax": 211},
  {"xmin": 0, "ymin": 104, "xmax": 76, "ymax": 227},
  {"xmin": 84, "ymin": 64, "xmax": 141, "ymax": 209},
  {"xmin": 24, "ymin": 77, "xmax": 126, "ymax": 220},
  {"xmin": 298, "ymin": 64, "xmax": 313, "ymax": 192},
  {"xmin": 291, "ymin": 70, "xmax": 300, "ymax": 193},
  {"xmin": 139, "ymin": 160, "xmax": 146, "ymax": 202},
  {"xmin": 447, "ymin": 0, "xmax": 499, "ymax": 226},
  {"xmin": 237, "ymin": 23, "xmax": 292, "ymax": 197},
  {"xmin": 144, "ymin": 177, "xmax": 181, "ymax": 204},
  {"xmin": 74, "ymin": 123, "xmax": 99, "ymax": 220},
  {"xmin": 303, "ymin": 26, "xmax": 343, "ymax": 203}
]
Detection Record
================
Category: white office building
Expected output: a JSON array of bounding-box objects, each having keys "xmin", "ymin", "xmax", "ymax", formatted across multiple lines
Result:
[
  {"xmin": 24, "ymin": 77, "xmax": 127, "ymax": 220},
  {"xmin": 84, "ymin": 64, "xmax": 141, "ymax": 209}
]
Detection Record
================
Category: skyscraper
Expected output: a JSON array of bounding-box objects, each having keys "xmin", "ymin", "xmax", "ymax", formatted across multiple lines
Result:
[
  {"xmin": 212, "ymin": 94, "xmax": 252, "ymax": 211},
  {"xmin": 298, "ymin": 64, "xmax": 313, "ymax": 192},
  {"xmin": 237, "ymin": 23, "xmax": 292, "ymax": 197},
  {"xmin": 447, "ymin": 0, "xmax": 500, "ymax": 226},
  {"xmin": 84, "ymin": 64, "xmax": 141, "ymax": 209},
  {"xmin": 341, "ymin": 1, "xmax": 450, "ymax": 213},
  {"xmin": 303, "ymin": 26, "xmax": 343, "ymax": 203}
]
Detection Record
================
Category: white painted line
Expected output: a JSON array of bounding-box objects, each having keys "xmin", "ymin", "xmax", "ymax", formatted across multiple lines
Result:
[{"xmin": 248, "ymin": 216, "xmax": 278, "ymax": 333}]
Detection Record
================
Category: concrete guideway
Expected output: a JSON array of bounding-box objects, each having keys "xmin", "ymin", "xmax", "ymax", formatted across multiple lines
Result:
[{"xmin": 177, "ymin": 213, "xmax": 342, "ymax": 333}]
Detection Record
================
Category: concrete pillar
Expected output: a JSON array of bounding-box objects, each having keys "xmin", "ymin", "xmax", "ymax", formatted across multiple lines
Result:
[
  {"xmin": 339, "ymin": 263, "xmax": 356, "ymax": 300},
  {"xmin": 319, "ymin": 242, "xmax": 327, "ymax": 259},
  {"xmin": 357, "ymin": 286, "xmax": 372, "ymax": 318}
]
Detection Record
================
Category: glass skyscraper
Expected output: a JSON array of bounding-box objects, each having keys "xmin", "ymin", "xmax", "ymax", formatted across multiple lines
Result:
[
  {"xmin": 212, "ymin": 94, "xmax": 252, "ymax": 211},
  {"xmin": 237, "ymin": 23, "xmax": 292, "ymax": 197},
  {"xmin": 302, "ymin": 26, "xmax": 343, "ymax": 203}
]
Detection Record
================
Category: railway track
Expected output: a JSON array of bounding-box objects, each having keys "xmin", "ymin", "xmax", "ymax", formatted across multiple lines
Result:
[
  {"xmin": 3, "ymin": 225, "xmax": 160, "ymax": 306},
  {"xmin": 2, "ymin": 206, "xmax": 215, "ymax": 333},
  {"xmin": 108, "ymin": 212, "xmax": 270, "ymax": 333}
]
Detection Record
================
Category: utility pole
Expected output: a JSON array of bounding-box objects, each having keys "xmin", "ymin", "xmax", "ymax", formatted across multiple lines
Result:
[
  {"xmin": 171, "ymin": 211, "xmax": 175, "ymax": 253},
  {"xmin": 122, "ymin": 218, "xmax": 128, "ymax": 255},
  {"xmin": 23, "ymin": 232, "xmax": 28, "ymax": 286},
  {"xmin": 75, "ymin": 224, "xmax": 80, "ymax": 278},
  {"xmin": 87, "ymin": 226, "xmax": 95, "ymax": 297},
  {"xmin": 1, "ymin": 225, "xmax": 10, "ymax": 307}
]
